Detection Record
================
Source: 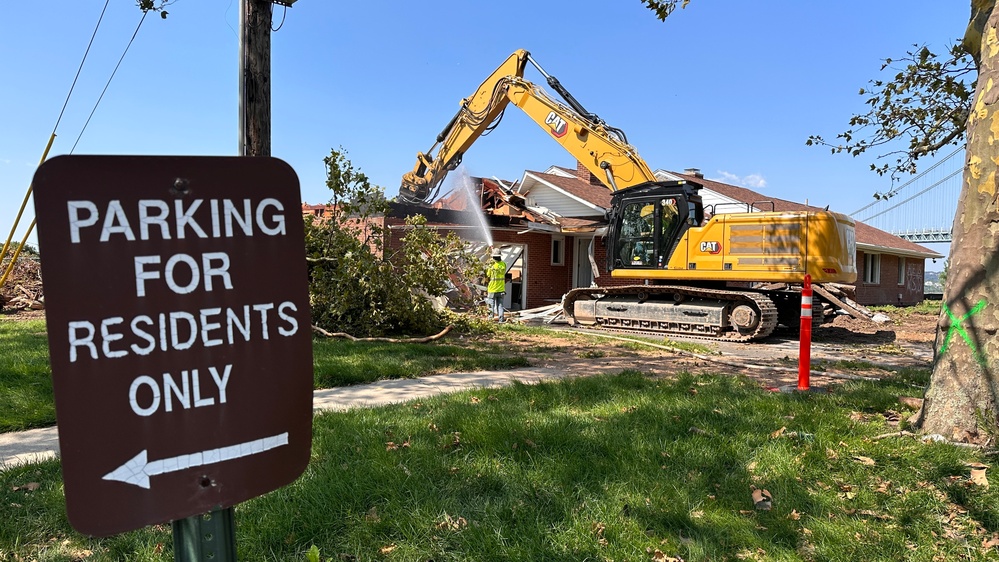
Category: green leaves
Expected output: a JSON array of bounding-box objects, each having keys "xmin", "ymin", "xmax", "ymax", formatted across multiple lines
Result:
[
  {"xmin": 807, "ymin": 42, "xmax": 974, "ymax": 183},
  {"xmin": 641, "ymin": 0, "xmax": 690, "ymax": 21},
  {"xmin": 307, "ymin": 148, "xmax": 484, "ymax": 337},
  {"xmin": 135, "ymin": 0, "xmax": 172, "ymax": 18}
]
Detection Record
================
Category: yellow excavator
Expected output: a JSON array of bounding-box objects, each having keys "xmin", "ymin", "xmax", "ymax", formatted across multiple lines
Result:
[{"xmin": 401, "ymin": 49, "xmax": 857, "ymax": 341}]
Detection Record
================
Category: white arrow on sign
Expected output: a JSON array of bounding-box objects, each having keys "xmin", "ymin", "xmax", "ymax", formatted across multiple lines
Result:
[{"xmin": 102, "ymin": 432, "xmax": 289, "ymax": 489}]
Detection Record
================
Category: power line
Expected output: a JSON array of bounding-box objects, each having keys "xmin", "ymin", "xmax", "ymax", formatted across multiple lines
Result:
[
  {"xmin": 52, "ymin": 0, "xmax": 111, "ymax": 136},
  {"xmin": 71, "ymin": 10, "xmax": 149, "ymax": 153}
]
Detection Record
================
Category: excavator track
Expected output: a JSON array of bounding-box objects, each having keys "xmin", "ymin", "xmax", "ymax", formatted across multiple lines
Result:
[{"xmin": 563, "ymin": 285, "xmax": 779, "ymax": 342}]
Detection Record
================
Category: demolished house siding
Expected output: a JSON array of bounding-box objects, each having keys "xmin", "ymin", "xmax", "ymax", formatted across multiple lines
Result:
[{"xmin": 378, "ymin": 223, "xmax": 573, "ymax": 311}]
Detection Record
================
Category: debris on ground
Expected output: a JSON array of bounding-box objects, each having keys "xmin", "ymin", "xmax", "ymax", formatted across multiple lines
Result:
[
  {"xmin": 751, "ymin": 486, "xmax": 773, "ymax": 510},
  {"xmin": 0, "ymin": 253, "xmax": 43, "ymax": 312}
]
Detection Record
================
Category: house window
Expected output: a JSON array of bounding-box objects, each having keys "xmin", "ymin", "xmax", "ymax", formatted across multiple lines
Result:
[
  {"xmin": 897, "ymin": 257, "xmax": 905, "ymax": 286},
  {"xmin": 864, "ymin": 253, "xmax": 881, "ymax": 284},
  {"xmin": 551, "ymin": 236, "xmax": 564, "ymax": 266}
]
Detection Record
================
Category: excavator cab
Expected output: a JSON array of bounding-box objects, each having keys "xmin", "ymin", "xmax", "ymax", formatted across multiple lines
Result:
[{"xmin": 606, "ymin": 180, "xmax": 703, "ymax": 272}]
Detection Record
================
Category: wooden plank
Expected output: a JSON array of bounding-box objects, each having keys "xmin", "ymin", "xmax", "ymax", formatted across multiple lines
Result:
[{"xmin": 813, "ymin": 284, "xmax": 869, "ymax": 321}]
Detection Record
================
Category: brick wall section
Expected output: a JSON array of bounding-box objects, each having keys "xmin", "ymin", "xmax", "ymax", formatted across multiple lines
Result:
[
  {"xmin": 856, "ymin": 252, "xmax": 926, "ymax": 305},
  {"xmin": 575, "ymin": 160, "xmax": 607, "ymax": 187}
]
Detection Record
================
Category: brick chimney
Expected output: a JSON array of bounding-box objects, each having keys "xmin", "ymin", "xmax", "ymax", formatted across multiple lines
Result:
[
  {"xmin": 576, "ymin": 160, "xmax": 605, "ymax": 186},
  {"xmin": 684, "ymin": 167, "xmax": 704, "ymax": 179}
]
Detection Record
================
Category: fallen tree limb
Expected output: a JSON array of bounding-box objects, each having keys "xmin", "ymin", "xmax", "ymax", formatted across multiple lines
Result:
[
  {"xmin": 312, "ymin": 324, "xmax": 452, "ymax": 343},
  {"xmin": 872, "ymin": 430, "xmax": 916, "ymax": 440}
]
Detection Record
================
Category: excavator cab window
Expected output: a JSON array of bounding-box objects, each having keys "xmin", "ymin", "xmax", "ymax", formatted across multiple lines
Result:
[
  {"xmin": 616, "ymin": 201, "xmax": 656, "ymax": 267},
  {"xmin": 614, "ymin": 196, "xmax": 684, "ymax": 270}
]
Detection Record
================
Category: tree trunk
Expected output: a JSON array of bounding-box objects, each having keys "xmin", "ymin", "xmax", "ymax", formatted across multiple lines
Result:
[{"xmin": 918, "ymin": 1, "xmax": 999, "ymax": 443}]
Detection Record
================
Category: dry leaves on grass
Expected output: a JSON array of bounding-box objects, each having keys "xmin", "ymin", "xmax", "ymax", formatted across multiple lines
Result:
[
  {"xmin": 591, "ymin": 522, "xmax": 608, "ymax": 547},
  {"xmin": 647, "ymin": 547, "xmax": 684, "ymax": 561},
  {"xmin": 12, "ymin": 482, "xmax": 40, "ymax": 492},
  {"xmin": 967, "ymin": 462, "xmax": 990, "ymax": 489},
  {"xmin": 436, "ymin": 513, "xmax": 468, "ymax": 531},
  {"xmin": 852, "ymin": 455, "xmax": 876, "ymax": 466},
  {"xmin": 751, "ymin": 486, "xmax": 772, "ymax": 511},
  {"xmin": 385, "ymin": 438, "xmax": 410, "ymax": 451}
]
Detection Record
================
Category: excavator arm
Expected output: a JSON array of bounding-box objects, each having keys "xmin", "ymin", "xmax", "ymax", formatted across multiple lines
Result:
[{"xmin": 400, "ymin": 50, "xmax": 658, "ymax": 203}]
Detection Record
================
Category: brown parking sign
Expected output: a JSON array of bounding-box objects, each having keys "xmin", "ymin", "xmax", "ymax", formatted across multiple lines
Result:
[{"xmin": 32, "ymin": 155, "xmax": 314, "ymax": 537}]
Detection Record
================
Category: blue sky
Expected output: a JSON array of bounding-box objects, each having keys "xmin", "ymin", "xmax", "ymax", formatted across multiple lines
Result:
[{"xmin": 1, "ymin": 1, "xmax": 968, "ymax": 262}]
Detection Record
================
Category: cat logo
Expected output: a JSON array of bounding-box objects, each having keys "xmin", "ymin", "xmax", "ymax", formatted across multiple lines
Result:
[
  {"xmin": 544, "ymin": 111, "xmax": 568, "ymax": 138},
  {"xmin": 699, "ymin": 241, "xmax": 721, "ymax": 254}
]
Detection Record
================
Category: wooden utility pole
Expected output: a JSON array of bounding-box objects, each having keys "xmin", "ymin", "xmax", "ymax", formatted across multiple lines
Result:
[
  {"xmin": 239, "ymin": 0, "xmax": 272, "ymax": 157},
  {"xmin": 172, "ymin": 2, "xmax": 276, "ymax": 559}
]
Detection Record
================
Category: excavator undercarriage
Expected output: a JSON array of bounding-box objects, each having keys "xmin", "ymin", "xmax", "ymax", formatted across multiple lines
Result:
[{"xmin": 564, "ymin": 284, "xmax": 828, "ymax": 342}]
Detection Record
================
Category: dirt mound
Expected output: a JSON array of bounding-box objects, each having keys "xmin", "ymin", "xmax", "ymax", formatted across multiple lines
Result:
[{"xmin": 823, "ymin": 311, "xmax": 937, "ymax": 344}]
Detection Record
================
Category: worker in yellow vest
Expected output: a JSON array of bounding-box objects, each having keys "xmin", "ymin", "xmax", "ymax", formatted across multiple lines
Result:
[{"xmin": 486, "ymin": 249, "xmax": 507, "ymax": 322}]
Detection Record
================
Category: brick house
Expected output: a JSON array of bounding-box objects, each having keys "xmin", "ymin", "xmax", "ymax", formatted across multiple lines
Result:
[{"xmin": 305, "ymin": 162, "xmax": 942, "ymax": 310}]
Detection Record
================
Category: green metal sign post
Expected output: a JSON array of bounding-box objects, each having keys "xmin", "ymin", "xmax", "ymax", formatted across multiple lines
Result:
[{"xmin": 173, "ymin": 508, "xmax": 238, "ymax": 561}]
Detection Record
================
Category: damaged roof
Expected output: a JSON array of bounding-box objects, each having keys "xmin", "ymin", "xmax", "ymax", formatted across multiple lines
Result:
[{"xmin": 434, "ymin": 176, "xmax": 560, "ymax": 226}]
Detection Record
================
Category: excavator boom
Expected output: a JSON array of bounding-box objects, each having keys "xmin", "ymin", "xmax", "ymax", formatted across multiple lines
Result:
[{"xmin": 400, "ymin": 50, "xmax": 657, "ymax": 203}]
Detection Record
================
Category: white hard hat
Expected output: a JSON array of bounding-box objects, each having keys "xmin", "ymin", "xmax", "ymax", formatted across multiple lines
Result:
[{"xmin": 491, "ymin": 249, "xmax": 502, "ymax": 258}]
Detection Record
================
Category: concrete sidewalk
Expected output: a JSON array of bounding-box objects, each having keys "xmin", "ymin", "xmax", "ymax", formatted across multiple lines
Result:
[{"xmin": 0, "ymin": 367, "xmax": 567, "ymax": 470}]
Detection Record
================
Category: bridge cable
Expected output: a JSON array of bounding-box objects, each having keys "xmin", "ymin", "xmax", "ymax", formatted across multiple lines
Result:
[
  {"xmin": 851, "ymin": 144, "xmax": 964, "ymax": 217},
  {"xmin": 858, "ymin": 168, "xmax": 962, "ymax": 223}
]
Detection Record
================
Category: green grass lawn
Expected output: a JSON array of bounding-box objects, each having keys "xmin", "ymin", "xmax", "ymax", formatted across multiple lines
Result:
[
  {"xmin": 3, "ymin": 371, "xmax": 999, "ymax": 561},
  {"xmin": 312, "ymin": 338, "xmax": 529, "ymax": 387},
  {"xmin": 0, "ymin": 319, "xmax": 54, "ymax": 431},
  {"xmin": 0, "ymin": 319, "xmax": 528, "ymax": 432}
]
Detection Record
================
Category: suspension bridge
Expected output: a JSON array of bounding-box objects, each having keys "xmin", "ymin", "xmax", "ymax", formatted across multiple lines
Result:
[{"xmin": 851, "ymin": 146, "xmax": 964, "ymax": 243}]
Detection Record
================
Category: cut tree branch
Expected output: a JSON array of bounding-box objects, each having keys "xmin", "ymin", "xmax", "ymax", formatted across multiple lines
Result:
[{"xmin": 312, "ymin": 324, "xmax": 452, "ymax": 343}]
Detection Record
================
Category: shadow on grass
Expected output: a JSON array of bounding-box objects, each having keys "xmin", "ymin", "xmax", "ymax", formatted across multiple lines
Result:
[{"xmin": 3, "ymin": 372, "xmax": 998, "ymax": 561}]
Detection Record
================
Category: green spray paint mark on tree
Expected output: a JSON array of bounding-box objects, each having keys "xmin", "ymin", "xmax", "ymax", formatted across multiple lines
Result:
[{"xmin": 939, "ymin": 299, "xmax": 988, "ymax": 366}]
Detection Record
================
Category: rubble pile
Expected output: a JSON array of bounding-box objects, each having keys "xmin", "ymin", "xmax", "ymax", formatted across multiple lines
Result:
[{"xmin": 0, "ymin": 253, "xmax": 44, "ymax": 312}]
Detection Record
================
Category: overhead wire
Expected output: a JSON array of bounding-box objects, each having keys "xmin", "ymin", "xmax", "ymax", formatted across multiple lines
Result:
[
  {"xmin": 271, "ymin": 4, "xmax": 287, "ymax": 32},
  {"xmin": 71, "ymin": 9, "xmax": 149, "ymax": 153},
  {"xmin": 2, "ymin": 0, "xmax": 113, "ymax": 288},
  {"xmin": 3, "ymin": 2, "xmax": 149, "ymax": 289},
  {"xmin": 52, "ymin": 0, "xmax": 111, "ymax": 136}
]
